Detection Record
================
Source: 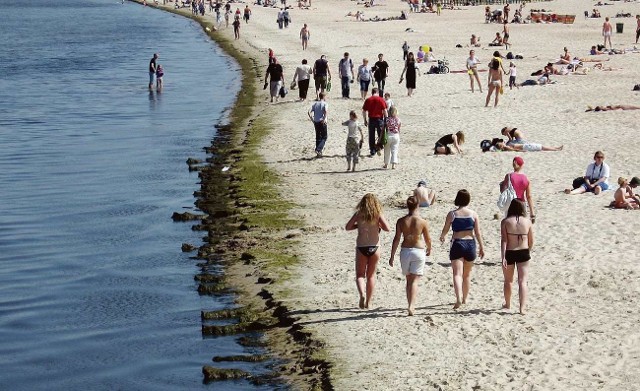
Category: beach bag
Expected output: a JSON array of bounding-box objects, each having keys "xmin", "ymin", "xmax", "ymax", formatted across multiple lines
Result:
[
  {"xmin": 326, "ymin": 80, "xmax": 332, "ymax": 92},
  {"xmin": 290, "ymin": 80, "xmax": 297, "ymax": 90},
  {"xmin": 279, "ymin": 86, "xmax": 288, "ymax": 98},
  {"xmin": 572, "ymin": 176, "xmax": 586, "ymax": 189},
  {"xmin": 497, "ymin": 174, "xmax": 517, "ymax": 211}
]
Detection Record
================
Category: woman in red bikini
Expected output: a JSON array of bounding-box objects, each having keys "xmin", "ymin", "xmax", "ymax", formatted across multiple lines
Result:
[{"xmin": 346, "ymin": 194, "xmax": 391, "ymax": 309}]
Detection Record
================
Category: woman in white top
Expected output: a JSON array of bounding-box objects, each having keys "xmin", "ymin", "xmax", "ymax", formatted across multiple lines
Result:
[
  {"xmin": 565, "ymin": 150, "xmax": 610, "ymax": 195},
  {"xmin": 357, "ymin": 58, "xmax": 373, "ymax": 100},
  {"xmin": 466, "ymin": 50, "xmax": 482, "ymax": 93},
  {"xmin": 293, "ymin": 59, "xmax": 313, "ymax": 101},
  {"xmin": 383, "ymin": 106, "xmax": 401, "ymax": 169}
]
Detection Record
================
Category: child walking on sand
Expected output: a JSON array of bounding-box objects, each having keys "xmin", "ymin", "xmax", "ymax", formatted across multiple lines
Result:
[
  {"xmin": 508, "ymin": 62, "xmax": 518, "ymax": 90},
  {"xmin": 342, "ymin": 111, "xmax": 365, "ymax": 172}
]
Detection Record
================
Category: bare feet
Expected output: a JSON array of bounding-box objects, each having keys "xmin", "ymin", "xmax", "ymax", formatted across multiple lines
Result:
[
  {"xmin": 408, "ymin": 307, "xmax": 414, "ymax": 316},
  {"xmin": 359, "ymin": 297, "xmax": 365, "ymax": 309},
  {"xmin": 519, "ymin": 309, "xmax": 526, "ymax": 315},
  {"xmin": 502, "ymin": 303, "xmax": 510, "ymax": 309},
  {"xmin": 453, "ymin": 301, "xmax": 461, "ymax": 310},
  {"xmin": 558, "ymin": 145, "xmax": 564, "ymax": 151}
]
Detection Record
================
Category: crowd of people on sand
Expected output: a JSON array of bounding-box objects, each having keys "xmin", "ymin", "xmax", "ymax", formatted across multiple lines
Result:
[{"xmin": 161, "ymin": 0, "xmax": 640, "ymax": 318}]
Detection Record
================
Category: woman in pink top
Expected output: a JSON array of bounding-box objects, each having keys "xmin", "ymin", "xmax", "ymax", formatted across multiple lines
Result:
[{"xmin": 501, "ymin": 156, "xmax": 535, "ymax": 222}]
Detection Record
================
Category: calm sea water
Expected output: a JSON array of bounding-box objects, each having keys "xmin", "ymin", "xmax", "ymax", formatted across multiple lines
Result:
[{"xmin": 0, "ymin": 1, "xmax": 274, "ymax": 390}]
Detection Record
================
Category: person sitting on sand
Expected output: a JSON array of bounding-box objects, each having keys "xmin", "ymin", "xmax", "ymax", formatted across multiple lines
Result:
[
  {"xmin": 558, "ymin": 47, "xmax": 572, "ymax": 64},
  {"xmin": 501, "ymin": 199, "xmax": 534, "ymax": 315},
  {"xmin": 434, "ymin": 131, "xmax": 465, "ymax": 155},
  {"xmin": 586, "ymin": 105, "xmax": 640, "ymax": 112},
  {"xmin": 439, "ymin": 189, "xmax": 485, "ymax": 310},
  {"xmin": 565, "ymin": 151, "xmax": 610, "ymax": 195},
  {"xmin": 389, "ymin": 196, "xmax": 432, "ymax": 316},
  {"xmin": 470, "ymin": 34, "xmax": 481, "ymax": 47},
  {"xmin": 590, "ymin": 45, "xmax": 606, "ymax": 55},
  {"xmin": 416, "ymin": 46, "xmax": 426, "ymax": 63},
  {"xmin": 612, "ymin": 177, "xmax": 639, "ymax": 209},
  {"xmin": 489, "ymin": 32, "xmax": 503, "ymax": 46},
  {"xmin": 414, "ymin": 179, "xmax": 436, "ymax": 207},
  {"xmin": 629, "ymin": 177, "xmax": 640, "ymax": 201},
  {"xmin": 501, "ymin": 126, "xmax": 525, "ymax": 145},
  {"xmin": 345, "ymin": 193, "xmax": 391, "ymax": 309}
]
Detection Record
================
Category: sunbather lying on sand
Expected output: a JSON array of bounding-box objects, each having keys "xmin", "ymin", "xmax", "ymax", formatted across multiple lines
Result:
[{"xmin": 586, "ymin": 105, "xmax": 640, "ymax": 112}]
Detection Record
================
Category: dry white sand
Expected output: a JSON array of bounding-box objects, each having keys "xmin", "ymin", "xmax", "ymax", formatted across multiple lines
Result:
[{"xmin": 193, "ymin": 0, "xmax": 639, "ymax": 388}]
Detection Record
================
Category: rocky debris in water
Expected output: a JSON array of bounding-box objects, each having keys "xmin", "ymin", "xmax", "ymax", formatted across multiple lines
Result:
[
  {"xmin": 197, "ymin": 282, "xmax": 229, "ymax": 295},
  {"xmin": 202, "ymin": 366, "xmax": 250, "ymax": 382},
  {"xmin": 186, "ymin": 158, "xmax": 202, "ymax": 165},
  {"xmin": 202, "ymin": 321, "xmax": 272, "ymax": 336},
  {"xmin": 171, "ymin": 211, "xmax": 204, "ymax": 222},
  {"xmin": 237, "ymin": 335, "xmax": 269, "ymax": 348},
  {"xmin": 181, "ymin": 243, "xmax": 197, "ymax": 252},
  {"xmin": 194, "ymin": 274, "xmax": 225, "ymax": 283},
  {"xmin": 212, "ymin": 354, "xmax": 269, "ymax": 363}
]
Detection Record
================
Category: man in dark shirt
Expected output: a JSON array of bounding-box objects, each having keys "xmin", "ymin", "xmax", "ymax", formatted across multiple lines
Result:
[
  {"xmin": 149, "ymin": 53, "xmax": 158, "ymax": 89},
  {"xmin": 372, "ymin": 53, "xmax": 389, "ymax": 97},
  {"xmin": 362, "ymin": 87, "xmax": 388, "ymax": 156},
  {"xmin": 265, "ymin": 59, "xmax": 285, "ymax": 103},
  {"xmin": 313, "ymin": 55, "xmax": 332, "ymax": 100}
]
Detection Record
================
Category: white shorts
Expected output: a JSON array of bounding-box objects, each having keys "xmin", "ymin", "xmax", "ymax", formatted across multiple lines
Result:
[
  {"xmin": 400, "ymin": 247, "xmax": 426, "ymax": 276},
  {"xmin": 522, "ymin": 143, "xmax": 542, "ymax": 152}
]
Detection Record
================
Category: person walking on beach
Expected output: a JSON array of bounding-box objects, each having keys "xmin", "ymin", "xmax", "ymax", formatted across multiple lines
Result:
[
  {"xmin": 346, "ymin": 193, "xmax": 391, "ymax": 309},
  {"xmin": 501, "ymin": 157, "xmax": 535, "ymax": 221},
  {"xmin": 501, "ymin": 199, "xmax": 533, "ymax": 315},
  {"xmin": 300, "ymin": 23, "xmax": 310, "ymax": 50},
  {"xmin": 383, "ymin": 106, "xmax": 401, "ymax": 169},
  {"xmin": 389, "ymin": 196, "xmax": 432, "ymax": 316},
  {"xmin": 502, "ymin": 21, "xmax": 510, "ymax": 49},
  {"xmin": 342, "ymin": 110, "xmax": 365, "ymax": 172},
  {"xmin": 372, "ymin": 53, "xmax": 389, "ymax": 97},
  {"xmin": 232, "ymin": 17, "xmax": 241, "ymax": 39},
  {"xmin": 356, "ymin": 58, "xmax": 373, "ymax": 100},
  {"xmin": 308, "ymin": 92, "xmax": 328, "ymax": 157},
  {"xmin": 636, "ymin": 15, "xmax": 640, "ymax": 44},
  {"xmin": 399, "ymin": 52, "xmax": 419, "ymax": 97},
  {"xmin": 439, "ymin": 189, "xmax": 485, "ymax": 310},
  {"xmin": 293, "ymin": 59, "xmax": 313, "ymax": 101},
  {"xmin": 602, "ymin": 17, "xmax": 613, "ymax": 49},
  {"xmin": 466, "ymin": 50, "xmax": 482, "ymax": 93},
  {"xmin": 313, "ymin": 55, "xmax": 331, "ymax": 99},
  {"xmin": 338, "ymin": 52, "xmax": 355, "ymax": 99},
  {"xmin": 485, "ymin": 58, "xmax": 503, "ymax": 107},
  {"xmin": 265, "ymin": 58, "xmax": 284, "ymax": 103},
  {"xmin": 148, "ymin": 53, "xmax": 158, "ymax": 90},
  {"xmin": 243, "ymin": 5, "xmax": 251, "ymax": 23},
  {"xmin": 362, "ymin": 87, "xmax": 388, "ymax": 157}
]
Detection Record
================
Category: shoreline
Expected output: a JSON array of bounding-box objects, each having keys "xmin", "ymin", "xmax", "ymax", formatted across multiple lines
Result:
[{"xmin": 129, "ymin": 1, "xmax": 333, "ymax": 389}]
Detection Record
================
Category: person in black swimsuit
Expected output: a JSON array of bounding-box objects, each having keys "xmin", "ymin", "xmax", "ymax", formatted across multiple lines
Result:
[
  {"xmin": 500, "ymin": 199, "xmax": 533, "ymax": 315},
  {"xmin": 434, "ymin": 131, "xmax": 465, "ymax": 155},
  {"xmin": 345, "ymin": 194, "xmax": 391, "ymax": 309}
]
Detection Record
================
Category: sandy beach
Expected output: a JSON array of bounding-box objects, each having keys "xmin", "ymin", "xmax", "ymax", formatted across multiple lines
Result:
[{"xmin": 152, "ymin": 0, "xmax": 640, "ymax": 388}]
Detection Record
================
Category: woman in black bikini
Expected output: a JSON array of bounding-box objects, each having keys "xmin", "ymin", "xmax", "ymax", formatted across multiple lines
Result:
[
  {"xmin": 500, "ymin": 199, "xmax": 534, "ymax": 315},
  {"xmin": 434, "ymin": 131, "xmax": 465, "ymax": 155},
  {"xmin": 346, "ymin": 193, "xmax": 391, "ymax": 309}
]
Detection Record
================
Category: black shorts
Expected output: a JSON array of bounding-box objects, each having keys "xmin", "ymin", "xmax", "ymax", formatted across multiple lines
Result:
[
  {"xmin": 449, "ymin": 239, "xmax": 477, "ymax": 262},
  {"xmin": 434, "ymin": 142, "xmax": 452, "ymax": 155},
  {"xmin": 505, "ymin": 249, "xmax": 530, "ymax": 265}
]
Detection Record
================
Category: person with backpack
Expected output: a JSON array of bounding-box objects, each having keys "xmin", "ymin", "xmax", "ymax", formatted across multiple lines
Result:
[{"xmin": 338, "ymin": 52, "xmax": 355, "ymax": 99}]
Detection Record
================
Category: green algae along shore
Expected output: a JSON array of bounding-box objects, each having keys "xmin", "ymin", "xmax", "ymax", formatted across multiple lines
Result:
[{"xmin": 129, "ymin": 1, "xmax": 332, "ymax": 389}]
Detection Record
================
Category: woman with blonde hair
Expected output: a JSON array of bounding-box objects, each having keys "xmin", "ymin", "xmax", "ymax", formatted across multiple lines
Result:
[
  {"xmin": 346, "ymin": 194, "xmax": 391, "ymax": 309},
  {"xmin": 501, "ymin": 199, "xmax": 533, "ymax": 315},
  {"xmin": 613, "ymin": 177, "xmax": 639, "ymax": 209},
  {"xmin": 383, "ymin": 106, "xmax": 401, "ymax": 169}
]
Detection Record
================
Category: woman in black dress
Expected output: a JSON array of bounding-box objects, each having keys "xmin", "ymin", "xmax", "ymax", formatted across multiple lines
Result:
[
  {"xmin": 434, "ymin": 131, "xmax": 465, "ymax": 155},
  {"xmin": 399, "ymin": 52, "xmax": 419, "ymax": 97}
]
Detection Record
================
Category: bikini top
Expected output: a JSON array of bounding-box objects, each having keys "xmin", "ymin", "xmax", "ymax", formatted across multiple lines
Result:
[
  {"xmin": 506, "ymin": 217, "xmax": 528, "ymax": 242},
  {"xmin": 451, "ymin": 211, "xmax": 475, "ymax": 232}
]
